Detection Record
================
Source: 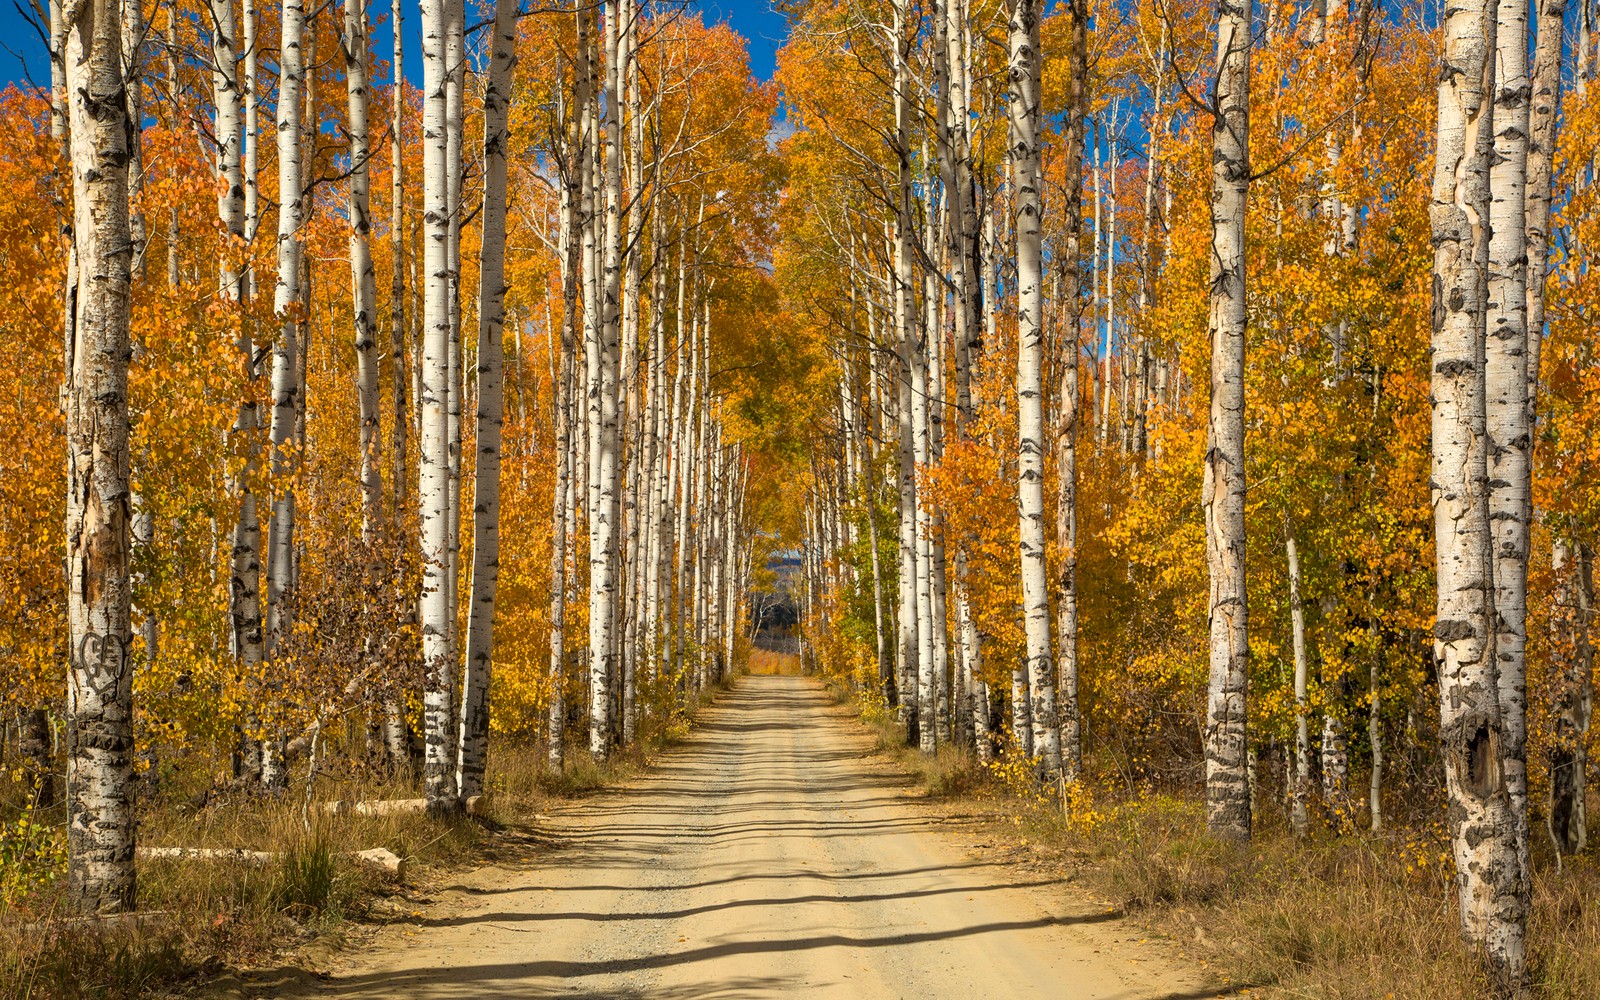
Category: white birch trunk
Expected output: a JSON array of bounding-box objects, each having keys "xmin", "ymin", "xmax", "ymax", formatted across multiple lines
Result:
[
  {"xmin": 209, "ymin": 0, "xmax": 244, "ymax": 298},
  {"xmin": 346, "ymin": 0, "xmax": 380, "ymax": 532},
  {"xmin": 389, "ymin": 0, "xmax": 407, "ymax": 519},
  {"xmin": 64, "ymin": 0, "xmax": 136, "ymax": 912},
  {"xmin": 1547, "ymin": 540, "xmax": 1593, "ymax": 855},
  {"xmin": 262, "ymin": 0, "xmax": 307, "ymax": 789},
  {"xmin": 442, "ymin": 0, "xmax": 465, "ymax": 729},
  {"xmin": 1288, "ymin": 530, "xmax": 1310, "ymax": 837},
  {"xmin": 1202, "ymin": 0, "xmax": 1251, "ymax": 841},
  {"xmin": 1429, "ymin": 0, "xmax": 1527, "ymax": 982},
  {"xmin": 242, "ymin": 0, "xmax": 259, "ymax": 292},
  {"xmin": 1485, "ymin": 0, "xmax": 1534, "ymax": 875},
  {"xmin": 1008, "ymin": 0, "xmax": 1059, "ymax": 780},
  {"xmin": 221, "ymin": 0, "xmax": 266, "ymax": 766},
  {"xmin": 457, "ymin": 0, "xmax": 517, "ymax": 799},
  {"xmin": 419, "ymin": 0, "xmax": 459, "ymax": 811},
  {"xmin": 1055, "ymin": 0, "xmax": 1089, "ymax": 781}
]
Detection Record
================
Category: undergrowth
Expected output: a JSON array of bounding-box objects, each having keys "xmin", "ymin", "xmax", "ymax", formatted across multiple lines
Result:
[
  {"xmin": 840, "ymin": 698, "xmax": 1600, "ymax": 1000},
  {"xmin": 0, "ymin": 723, "xmax": 697, "ymax": 1000}
]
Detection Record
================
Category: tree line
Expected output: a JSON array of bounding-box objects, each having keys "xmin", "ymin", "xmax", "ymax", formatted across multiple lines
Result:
[
  {"xmin": 7, "ymin": 0, "xmax": 784, "ymax": 923},
  {"xmin": 777, "ymin": 0, "xmax": 1593, "ymax": 994}
]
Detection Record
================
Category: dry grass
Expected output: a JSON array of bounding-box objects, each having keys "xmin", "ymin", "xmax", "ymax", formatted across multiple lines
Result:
[
  {"xmin": 838, "ymin": 701, "xmax": 1600, "ymax": 999},
  {"xmin": 0, "ymin": 664, "xmax": 748, "ymax": 1000},
  {"xmin": 0, "ymin": 734, "xmax": 663, "ymax": 1000}
]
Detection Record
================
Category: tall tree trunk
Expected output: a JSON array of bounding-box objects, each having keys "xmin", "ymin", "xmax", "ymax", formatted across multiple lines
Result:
[
  {"xmin": 548, "ymin": 53, "xmax": 580, "ymax": 771},
  {"xmin": 1055, "ymin": 0, "xmax": 1089, "ymax": 783},
  {"xmin": 1202, "ymin": 0, "xmax": 1251, "ymax": 842},
  {"xmin": 210, "ymin": 0, "xmax": 244, "ymax": 298},
  {"xmin": 120, "ymin": 0, "xmax": 143, "ymax": 277},
  {"xmin": 419, "ymin": 0, "xmax": 459, "ymax": 812},
  {"xmin": 221, "ymin": 0, "xmax": 265, "ymax": 777},
  {"xmin": 64, "ymin": 0, "xmax": 136, "ymax": 913},
  {"xmin": 1485, "ymin": 0, "xmax": 1534, "ymax": 878},
  {"xmin": 1009, "ymin": 0, "xmax": 1060, "ymax": 781},
  {"xmin": 243, "ymin": 0, "xmax": 260, "ymax": 293},
  {"xmin": 1429, "ymin": 0, "xmax": 1527, "ymax": 985},
  {"xmin": 457, "ymin": 0, "xmax": 517, "ymax": 801},
  {"xmin": 347, "ymin": 0, "xmax": 380, "ymax": 531},
  {"xmin": 443, "ymin": 0, "xmax": 465, "ymax": 748},
  {"xmin": 1532, "ymin": 0, "xmax": 1576, "ymax": 858},
  {"xmin": 1547, "ymin": 540, "xmax": 1593, "ymax": 855},
  {"xmin": 390, "ymin": 0, "xmax": 407, "ymax": 519},
  {"xmin": 1288, "ymin": 529, "xmax": 1310, "ymax": 837},
  {"xmin": 263, "ymin": 0, "xmax": 308, "ymax": 790}
]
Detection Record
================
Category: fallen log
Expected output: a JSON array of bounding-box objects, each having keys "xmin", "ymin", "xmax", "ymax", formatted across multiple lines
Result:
[
  {"xmin": 135, "ymin": 846, "xmax": 407, "ymax": 879},
  {"xmin": 138, "ymin": 847, "xmax": 275, "ymax": 864},
  {"xmin": 353, "ymin": 847, "xmax": 407, "ymax": 878},
  {"xmin": 321, "ymin": 795, "xmax": 485, "ymax": 817}
]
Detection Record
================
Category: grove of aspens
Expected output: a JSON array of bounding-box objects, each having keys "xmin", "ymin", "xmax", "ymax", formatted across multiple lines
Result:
[{"xmin": 1, "ymin": 0, "xmax": 1597, "ymax": 996}]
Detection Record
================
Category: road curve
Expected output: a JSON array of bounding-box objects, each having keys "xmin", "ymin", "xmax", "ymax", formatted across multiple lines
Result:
[{"xmin": 298, "ymin": 675, "xmax": 1222, "ymax": 999}]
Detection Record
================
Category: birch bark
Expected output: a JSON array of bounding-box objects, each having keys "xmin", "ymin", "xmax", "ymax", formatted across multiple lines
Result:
[
  {"xmin": 1288, "ymin": 530, "xmax": 1310, "ymax": 837},
  {"xmin": 419, "ymin": 0, "xmax": 459, "ymax": 811},
  {"xmin": 1202, "ymin": 0, "xmax": 1251, "ymax": 841},
  {"xmin": 262, "ymin": 0, "xmax": 307, "ymax": 789},
  {"xmin": 209, "ymin": 0, "xmax": 244, "ymax": 299},
  {"xmin": 346, "ymin": 0, "xmax": 380, "ymax": 533},
  {"xmin": 1429, "ymin": 0, "xmax": 1527, "ymax": 983},
  {"xmin": 64, "ymin": 0, "xmax": 136, "ymax": 913},
  {"xmin": 1055, "ymin": 0, "xmax": 1089, "ymax": 782},
  {"xmin": 457, "ymin": 0, "xmax": 517, "ymax": 799},
  {"xmin": 390, "ymin": 0, "xmax": 407, "ymax": 518},
  {"xmin": 1548, "ymin": 540, "xmax": 1593, "ymax": 855},
  {"xmin": 1008, "ymin": 0, "xmax": 1060, "ymax": 781},
  {"xmin": 1485, "ymin": 0, "xmax": 1533, "ymax": 874}
]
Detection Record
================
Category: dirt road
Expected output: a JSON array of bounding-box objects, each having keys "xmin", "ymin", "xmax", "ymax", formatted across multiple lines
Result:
[{"xmin": 297, "ymin": 676, "xmax": 1222, "ymax": 999}]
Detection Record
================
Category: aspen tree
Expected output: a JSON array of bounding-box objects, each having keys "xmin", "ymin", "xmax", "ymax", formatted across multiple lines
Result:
[
  {"xmin": 346, "ymin": 0, "xmax": 380, "ymax": 531},
  {"xmin": 120, "ymin": 0, "xmax": 143, "ymax": 275},
  {"xmin": 210, "ymin": 0, "xmax": 244, "ymax": 298},
  {"xmin": 419, "ymin": 0, "xmax": 459, "ymax": 811},
  {"xmin": 1485, "ymin": 0, "xmax": 1535, "ymax": 873},
  {"xmin": 1429, "ymin": 0, "xmax": 1527, "ymax": 983},
  {"xmin": 886, "ymin": 2, "xmax": 922, "ymax": 744},
  {"xmin": 1525, "ymin": 0, "xmax": 1561, "ymax": 402},
  {"xmin": 458, "ymin": 0, "xmax": 518, "ymax": 800},
  {"xmin": 1548, "ymin": 540, "xmax": 1593, "ymax": 854},
  {"xmin": 243, "ymin": 0, "xmax": 260, "ymax": 292},
  {"xmin": 63, "ymin": 0, "xmax": 136, "ymax": 915},
  {"xmin": 443, "ymin": 0, "xmax": 465, "ymax": 706},
  {"xmin": 295, "ymin": 12, "xmax": 318, "ymax": 477},
  {"xmin": 1203, "ymin": 0, "xmax": 1252, "ymax": 841},
  {"xmin": 390, "ymin": 0, "xmax": 407, "ymax": 517},
  {"xmin": 1008, "ymin": 0, "xmax": 1060, "ymax": 780},
  {"xmin": 1055, "ymin": 0, "xmax": 1090, "ymax": 781},
  {"xmin": 46, "ymin": 0, "xmax": 64, "ymax": 154},
  {"xmin": 548, "ymin": 47, "xmax": 581, "ymax": 770},
  {"xmin": 263, "ymin": 0, "xmax": 309, "ymax": 788},
  {"xmin": 1530, "ymin": 0, "xmax": 1581, "ymax": 853},
  {"xmin": 1288, "ymin": 527, "xmax": 1311, "ymax": 836},
  {"xmin": 221, "ymin": 0, "xmax": 265, "ymax": 759}
]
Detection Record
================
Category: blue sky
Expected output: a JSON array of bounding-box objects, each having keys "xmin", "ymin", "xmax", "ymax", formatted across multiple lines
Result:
[{"xmin": 0, "ymin": 0, "xmax": 790, "ymax": 91}]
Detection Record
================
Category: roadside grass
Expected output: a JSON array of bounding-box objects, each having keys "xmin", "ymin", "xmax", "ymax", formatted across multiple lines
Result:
[
  {"xmin": 835, "ymin": 697, "xmax": 1600, "ymax": 999},
  {"xmin": 0, "ymin": 676, "xmax": 740, "ymax": 1000}
]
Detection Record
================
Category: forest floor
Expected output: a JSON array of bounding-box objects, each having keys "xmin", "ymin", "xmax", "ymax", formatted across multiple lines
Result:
[{"xmin": 231, "ymin": 675, "xmax": 1224, "ymax": 999}]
